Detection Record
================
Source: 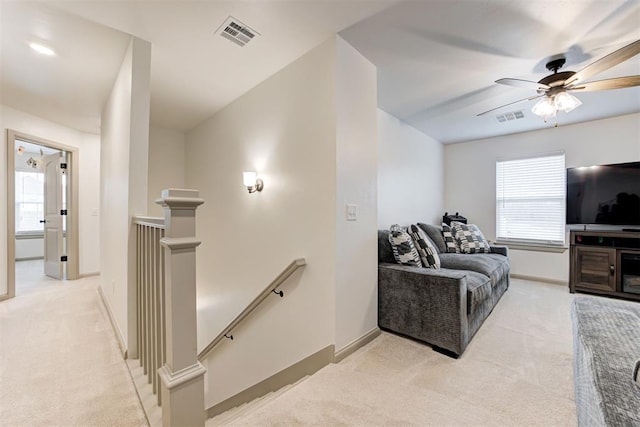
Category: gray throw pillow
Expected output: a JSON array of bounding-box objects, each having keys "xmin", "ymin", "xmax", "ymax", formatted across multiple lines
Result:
[
  {"xmin": 418, "ymin": 223, "xmax": 447, "ymax": 253},
  {"xmin": 451, "ymin": 221, "xmax": 491, "ymax": 254},
  {"xmin": 441, "ymin": 222, "xmax": 460, "ymax": 253},
  {"xmin": 388, "ymin": 225, "xmax": 422, "ymax": 267},
  {"xmin": 409, "ymin": 224, "xmax": 441, "ymax": 269}
]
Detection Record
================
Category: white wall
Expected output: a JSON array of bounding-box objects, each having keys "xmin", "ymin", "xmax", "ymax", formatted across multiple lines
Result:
[
  {"xmin": 378, "ymin": 109, "xmax": 444, "ymax": 229},
  {"xmin": 334, "ymin": 37, "xmax": 378, "ymax": 351},
  {"xmin": 444, "ymin": 113, "xmax": 640, "ymax": 283},
  {"xmin": 0, "ymin": 106, "xmax": 101, "ymax": 289},
  {"xmin": 187, "ymin": 35, "xmax": 379, "ymax": 408},
  {"xmin": 188, "ymin": 37, "xmax": 337, "ymax": 408},
  {"xmin": 147, "ymin": 126, "xmax": 185, "ymax": 216},
  {"xmin": 15, "ymin": 238, "xmax": 43, "ymax": 259},
  {"xmin": 100, "ymin": 37, "xmax": 151, "ymax": 352}
]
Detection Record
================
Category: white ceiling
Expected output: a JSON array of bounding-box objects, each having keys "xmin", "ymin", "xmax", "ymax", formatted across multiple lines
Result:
[
  {"xmin": 340, "ymin": 0, "xmax": 640, "ymax": 143},
  {"xmin": 1, "ymin": 1, "xmax": 131, "ymax": 133},
  {"xmin": 1, "ymin": 0, "xmax": 395, "ymax": 134},
  {"xmin": 1, "ymin": 0, "xmax": 639, "ymax": 143}
]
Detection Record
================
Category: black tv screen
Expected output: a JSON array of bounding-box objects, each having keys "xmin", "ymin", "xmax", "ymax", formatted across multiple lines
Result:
[{"xmin": 566, "ymin": 161, "xmax": 640, "ymax": 226}]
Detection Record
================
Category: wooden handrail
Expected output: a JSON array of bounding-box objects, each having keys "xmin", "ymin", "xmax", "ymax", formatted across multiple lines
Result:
[
  {"xmin": 197, "ymin": 258, "xmax": 307, "ymax": 361},
  {"xmin": 133, "ymin": 216, "xmax": 165, "ymax": 229}
]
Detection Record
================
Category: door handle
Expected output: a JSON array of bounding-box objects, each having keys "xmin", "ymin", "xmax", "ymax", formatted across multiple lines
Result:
[
  {"xmin": 610, "ymin": 265, "xmax": 615, "ymax": 276},
  {"xmin": 39, "ymin": 220, "xmax": 46, "ymax": 224}
]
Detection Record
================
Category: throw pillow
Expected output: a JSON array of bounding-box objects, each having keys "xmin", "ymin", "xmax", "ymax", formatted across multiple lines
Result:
[
  {"xmin": 441, "ymin": 222, "xmax": 460, "ymax": 253},
  {"xmin": 451, "ymin": 221, "xmax": 491, "ymax": 254},
  {"xmin": 388, "ymin": 225, "xmax": 422, "ymax": 267},
  {"xmin": 409, "ymin": 224, "xmax": 441, "ymax": 269},
  {"xmin": 418, "ymin": 223, "xmax": 447, "ymax": 253}
]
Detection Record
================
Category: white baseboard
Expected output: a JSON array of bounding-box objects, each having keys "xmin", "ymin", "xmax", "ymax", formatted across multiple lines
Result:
[
  {"xmin": 97, "ymin": 285, "xmax": 128, "ymax": 359},
  {"xmin": 511, "ymin": 273, "xmax": 568, "ymax": 287},
  {"xmin": 80, "ymin": 272, "xmax": 100, "ymax": 278},
  {"xmin": 206, "ymin": 345, "xmax": 334, "ymax": 418},
  {"xmin": 334, "ymin": 327, "xmax": 381, "ymax": 363}
]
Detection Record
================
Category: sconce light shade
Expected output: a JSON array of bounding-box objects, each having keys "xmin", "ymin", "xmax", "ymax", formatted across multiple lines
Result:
[
  {"xmin": 243, "ymin": 171, "xmax": 263, "ymax": 193},
  {"xmin": 243, "ymin": 171, "xmax": 257, "ymax": 187}
]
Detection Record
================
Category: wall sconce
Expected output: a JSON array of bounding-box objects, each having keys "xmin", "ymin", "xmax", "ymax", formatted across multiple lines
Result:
[{"xmin": 243, "ymin": 171, "xmax": 263, "ymax": 193}]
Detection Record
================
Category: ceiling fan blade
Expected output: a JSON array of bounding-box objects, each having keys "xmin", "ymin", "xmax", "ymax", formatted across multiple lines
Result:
[
  {"xmin": 477, "ymin": 94, "xmax": 544, "ymax": 116},
  {"xmin": 568, "ymin": 76, "xmax": 640, "ymax": 92},
  {"xmin": 496, "ymin": 78, "xmax": 549, "ymax": 91},
  {"xmin": 565, "ymin": 39, "xmax": 640, "ymax": 86}
]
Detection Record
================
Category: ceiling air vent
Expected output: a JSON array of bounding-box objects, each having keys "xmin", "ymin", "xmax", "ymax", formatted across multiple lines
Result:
[
  {"xmin": 216, "ymin": 16, "xmax": 260, "ymax": 47},
  {"xmin": 496, "ymin": 110, "xmax": 525, "ymax": 123}
]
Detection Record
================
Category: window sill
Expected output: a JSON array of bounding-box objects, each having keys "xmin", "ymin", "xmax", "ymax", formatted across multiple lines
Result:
[
  {"xmin": 494, "ymin": 241, "xmax": 568, "ymax": 253},
  {"xmin": 16, "ymin": 233, "xmax": 44, "ymax": 240}
]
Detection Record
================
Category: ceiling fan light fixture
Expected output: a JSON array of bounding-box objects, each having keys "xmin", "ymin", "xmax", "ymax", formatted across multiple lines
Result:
[
  {"xmin": 554, "ymin": 91, "xmax": 582, "ymax": 113},
  {"xmin": 531, "ymin": 91, "xmax": 582, "ymax": 118},
  {"xmin": 531, "ymin": 96, "xmax": 556, "ymax": 118}
]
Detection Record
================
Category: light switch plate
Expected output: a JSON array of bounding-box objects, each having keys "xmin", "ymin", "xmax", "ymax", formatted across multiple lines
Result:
[{"xmin": 346, "ymin": 204, "xmax": 357, "ymax": 221}]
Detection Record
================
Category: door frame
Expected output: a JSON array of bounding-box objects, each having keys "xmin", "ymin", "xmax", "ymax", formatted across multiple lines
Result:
[{"xmin": 3, "ymin": 129, "xmax": 80, "ymax": 301}]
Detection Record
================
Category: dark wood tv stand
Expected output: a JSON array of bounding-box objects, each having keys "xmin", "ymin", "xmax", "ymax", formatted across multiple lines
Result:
[{"xmin": 570, "ymin": 230, "xmax": 640, "ymax": 301}]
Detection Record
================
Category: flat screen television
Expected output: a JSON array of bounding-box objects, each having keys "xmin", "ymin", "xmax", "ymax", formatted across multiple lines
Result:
[{"xmin": 566, "ymin": 161, "xmax": 640, "ymax": 226}]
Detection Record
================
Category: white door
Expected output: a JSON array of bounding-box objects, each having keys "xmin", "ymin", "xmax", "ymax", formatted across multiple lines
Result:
[{"xmin": 43, "ymin": 153, "xmax": 64, "ymax": 279}]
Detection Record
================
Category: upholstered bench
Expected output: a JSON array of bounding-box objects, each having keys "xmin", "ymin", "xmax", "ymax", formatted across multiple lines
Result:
[{"xmin": 572, "ymin": 297, "xmax": 640, "ymax": 425}]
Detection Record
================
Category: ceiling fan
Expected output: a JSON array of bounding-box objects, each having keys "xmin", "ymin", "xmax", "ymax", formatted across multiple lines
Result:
[{"xmin": 478, "ymin": 39, "xmax": 640, "ymax": 120}]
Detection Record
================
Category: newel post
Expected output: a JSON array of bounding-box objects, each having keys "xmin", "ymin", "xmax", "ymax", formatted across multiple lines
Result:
[{"xmin": 156, "ymin": 189, "xmax": 206, "ymax": 427}]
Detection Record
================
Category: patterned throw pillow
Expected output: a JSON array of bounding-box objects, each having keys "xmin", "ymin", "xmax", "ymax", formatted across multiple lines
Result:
[
  {"xmin": 450, "ymin": 221, "xmax": 491, "ymax": 254},
  {"xmin": 388, "ymin": 225, "xmax": 422, "ymax": 267},
  {"xmin": 408, "ymin": 224, "xmax": 441, "ymax": 269},
  {"xmin": 441, "ymin": 222, "xmax": 460, "ymax": 253}
]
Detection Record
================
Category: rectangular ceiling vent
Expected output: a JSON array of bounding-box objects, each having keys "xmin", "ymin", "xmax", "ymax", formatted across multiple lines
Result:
[
  {"xmin": 216, "ymin": 16, "xmax": 260, "ymax": 47},
  {"xmin": 496, "ymin": 110, "xmax": 525, "ymax": 123}
]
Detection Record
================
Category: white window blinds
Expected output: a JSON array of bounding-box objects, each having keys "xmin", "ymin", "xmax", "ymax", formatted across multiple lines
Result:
[{"xmin": 496, "ymin": 153, "xmax": 565, "ymax": 245}]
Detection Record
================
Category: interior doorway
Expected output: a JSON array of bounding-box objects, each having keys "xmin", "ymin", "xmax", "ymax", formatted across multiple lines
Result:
[{"xmin": 3, "ymin": 130, "xmax": 80, "ymax": 301}]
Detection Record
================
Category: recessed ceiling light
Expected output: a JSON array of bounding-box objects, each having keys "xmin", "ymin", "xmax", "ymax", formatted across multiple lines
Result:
[{"xmin": 30, "ymin": 42, "xmax": 56, "ymax": 56}]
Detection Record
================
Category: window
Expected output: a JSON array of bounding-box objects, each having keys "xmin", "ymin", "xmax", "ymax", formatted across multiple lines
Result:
[
  {"xmin": 496, "ymin": 153, "xmax": 565, "ymax": 245},
  {"xmin": 15, "ymin": 171, "xmax": 44, "ymax": 233}
]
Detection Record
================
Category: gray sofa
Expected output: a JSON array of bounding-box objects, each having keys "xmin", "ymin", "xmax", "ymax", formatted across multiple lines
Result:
[
  {"xmin": 378, "ymin": 223, "xmax": 510, "ymax": 357},
  {"xmin": 572, "ymin": 297, "xmax": 640, "ymax": 426}
]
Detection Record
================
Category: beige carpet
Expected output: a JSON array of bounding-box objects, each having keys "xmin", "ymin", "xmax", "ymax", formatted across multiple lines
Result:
[
  {"xmin": 0, "ymin": 261, "xmax": 148, "ymax": 426},
  {"xmin": 211, "ymin": 279, "xmax": 577, "ymax": 426}
]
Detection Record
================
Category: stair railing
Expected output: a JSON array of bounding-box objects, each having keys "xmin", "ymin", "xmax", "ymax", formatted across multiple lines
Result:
[
  {"xmin": 134, "ymin": 189, "xmax": 206, "ymax": 427},
  {"xmin": 133, "ymin": 215, "xmax": 166, "ymax": 405},
  {"xmin": 135, "ymin": 189, "xmax": 306, "ymax": 426},
  {"xmin": 197, "ymin": 257, "xmax": 307, "ymax": 361}
]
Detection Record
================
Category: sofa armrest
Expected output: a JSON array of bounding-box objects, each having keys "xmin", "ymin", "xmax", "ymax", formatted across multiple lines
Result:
[
  {"xmin": 490, "ymin": 245, "xmax": 508, "ymax": 257},
  {"xmin": 378, "ymin": 263, "xmax": 469, "ymax": 355}
]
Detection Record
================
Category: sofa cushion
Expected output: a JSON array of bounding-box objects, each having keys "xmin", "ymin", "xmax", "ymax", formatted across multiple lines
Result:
[
  {"xmin": 388, "ymin": 225, "xmax": 422, "ymax": 267},
  {"xmin": 418, "ymin": 223, "xmax": 447, "ymax": 253},
  {"xmin": 442, "ymin": 223, "xmax": 460, "ymax": 253},
  {"xmin": 409, "ymin": 224, "xmax": 440, "ymax": 269},
  {"xmin": 451, "ymin": 222, "xmax": 491, "ymax": 254},
  {"xmin": 439, "ymin": 253, "xmax": 509, "ymax": 287},
  {"xmin": 461, "ymin": 270, "xmax": 493, "ymax": 315}
]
